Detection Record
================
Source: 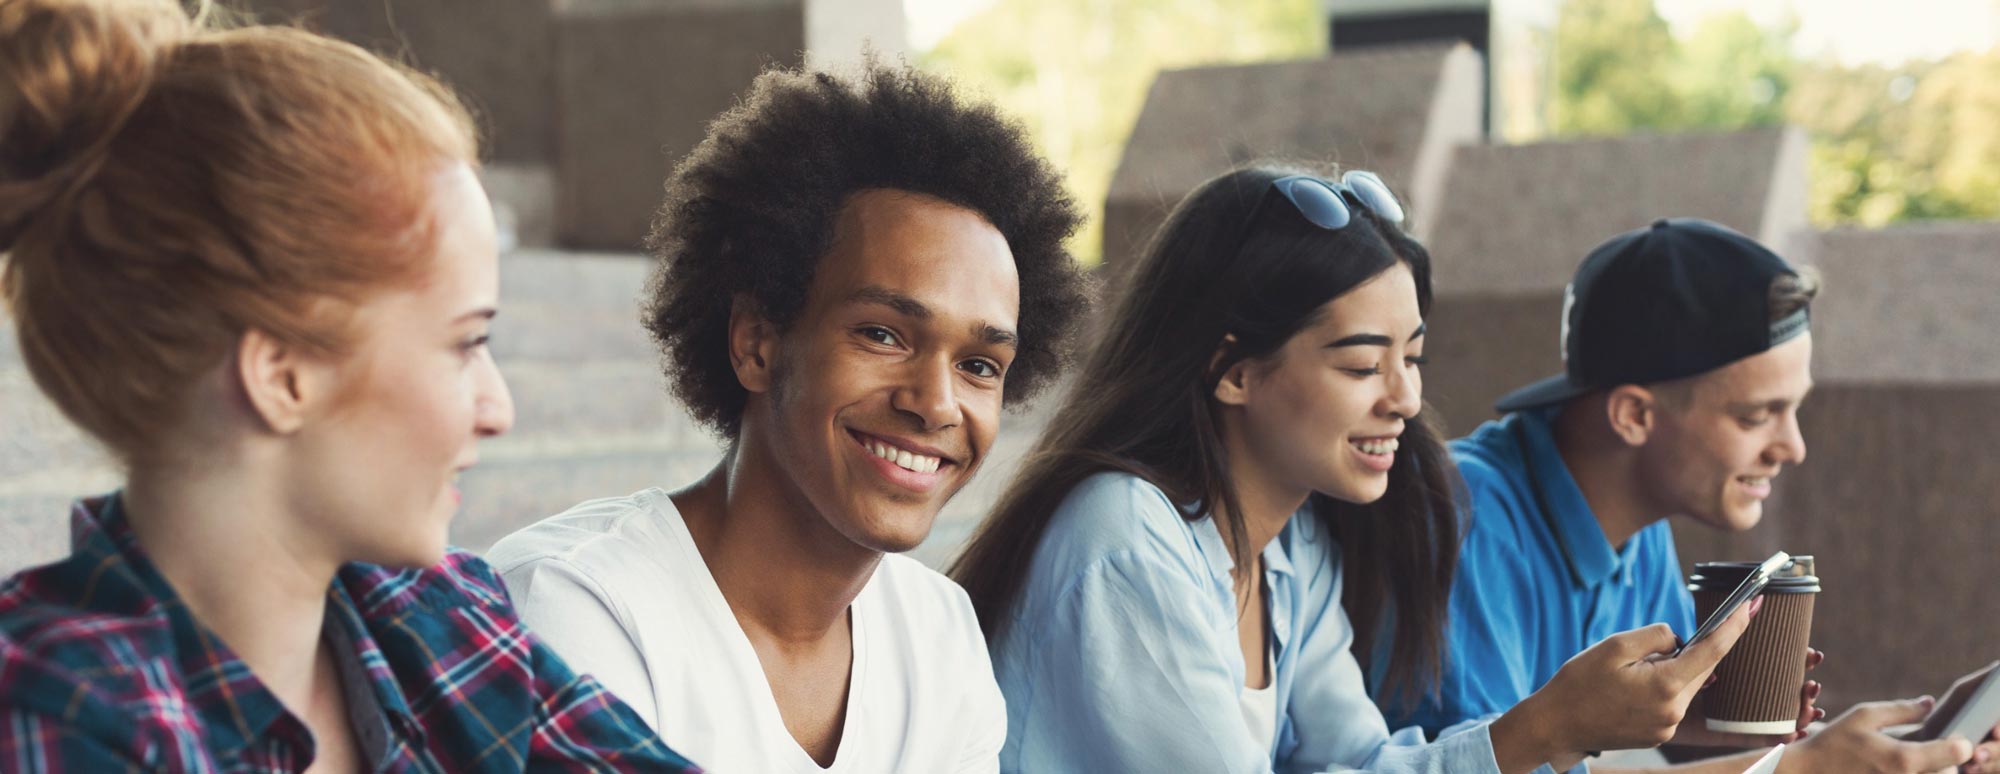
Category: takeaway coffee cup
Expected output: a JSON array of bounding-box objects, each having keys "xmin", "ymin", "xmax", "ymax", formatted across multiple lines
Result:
[{"xmin": 1689, "ymin": 556, "xmax": 1820, "ymax": 734}]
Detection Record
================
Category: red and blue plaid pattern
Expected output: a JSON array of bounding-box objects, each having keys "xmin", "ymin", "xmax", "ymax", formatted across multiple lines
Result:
[{"xmin": 0, "ymin": 494, "xmax": 703, "ymax": 772}]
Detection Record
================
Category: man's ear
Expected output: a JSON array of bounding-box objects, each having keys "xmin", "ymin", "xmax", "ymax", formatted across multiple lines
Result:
[
  {"xmin": 236, "ymin": 328, "xmax": 323, "ymax": 435},
  {"xmin": 1605, "ymin": 384, "xmax": 1658, "ymax": 446},
  {"xmin": 1210, "ymin": 334, "xmax": 1251, "ymax": 407},
  {"xmin": 728, "ymin": 294, "xmax": 780, "ymax": 394}
]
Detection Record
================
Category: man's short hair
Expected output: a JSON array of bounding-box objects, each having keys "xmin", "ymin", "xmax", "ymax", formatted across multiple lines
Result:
[
  {"xmin": 642, "ymin": 60, "xmax": 1091, "ymax": 439},
  {"xmin": 1768, "ymin": 266, "xmax": 1820, "ymax": 323}
]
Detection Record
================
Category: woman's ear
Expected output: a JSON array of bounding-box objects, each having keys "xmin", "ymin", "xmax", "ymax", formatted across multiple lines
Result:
[
  {"xmin": 235, "ymin": 328, "xmax": 326, "ymax": 434},
  {"xmin": 1211, "ymin": 334, "xmax": 1251, "ymax": 406},
  {"xmin": 728, "ymin": 294, "xmax": 779, "ymax": 394}
]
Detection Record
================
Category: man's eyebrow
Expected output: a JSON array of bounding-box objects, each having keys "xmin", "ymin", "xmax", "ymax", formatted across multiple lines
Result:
[
  {"xmin": 846, "ymin": 286, "xmax": 931, "ymax": 319},
  {"xmin": 1409, "ymin": 322, "xmax": 1427, "ymax": 341},
  {"xmin": 981, "ymin": 324, "xmax": 1018, "ymax": 350},
  {"xmin": 453, "ymin": 307, "xmax": 497, "ymax": 324},
  {"xmin": 848, "ymin": 285, "xmax": 1015, "ymax": 349}
]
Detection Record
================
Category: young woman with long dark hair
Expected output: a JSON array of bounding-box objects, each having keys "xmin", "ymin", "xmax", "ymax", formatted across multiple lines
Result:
[{"xmin": 951, "ymin": 164, "xmax": 1755, "ymax": 773}]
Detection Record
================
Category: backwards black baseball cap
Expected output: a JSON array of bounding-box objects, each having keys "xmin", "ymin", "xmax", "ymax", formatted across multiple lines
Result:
[{"xmin": 1493, "ymin": 218, "xmax": 1810, "ymax": 413}]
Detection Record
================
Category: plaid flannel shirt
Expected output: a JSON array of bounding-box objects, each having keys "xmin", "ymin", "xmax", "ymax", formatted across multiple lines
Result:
[{"xmin": 0, "ymin": 494, "xmax": 703, "ymax": 773}]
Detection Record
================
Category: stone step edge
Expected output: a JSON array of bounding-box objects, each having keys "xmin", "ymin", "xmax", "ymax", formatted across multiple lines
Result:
[{"xmin": 0, "ymin": 432, "xmax": 722, "ymax": 500}]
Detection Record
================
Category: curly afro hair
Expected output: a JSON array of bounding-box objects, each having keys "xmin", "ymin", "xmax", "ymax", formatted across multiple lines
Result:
[{"xmin": 643, "ymin": 59, "xmax": 1092, "ymax": 439}]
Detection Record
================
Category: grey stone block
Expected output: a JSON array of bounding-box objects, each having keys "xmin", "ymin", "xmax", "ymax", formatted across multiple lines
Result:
[
  {"xmin": 803, "ymin": 0, "xmax": 905, "ymax": 69},
  {"xmin": 248, "ymin": 0, "xmax": 558, "ymax": 164},
  {"xmin": 1426, "ymin": 127, "xmax": 1808, "ymax": 296},
  {"xmin": 0, "ymin": 495, "xmax": 86, "ymax": 576},
  {"xmin": 500, "ymin": 249, "xmax": 652, "ymax": 307},
  {"xmin": 492, "ymin": 250, "xmax": 657, "ymax": 363},
  {"xmin": 1419, "ymin": 290, "xmax": 1562, "ymax": 430},
  {"xmin": 0, "ymin": 369, "xmax": 114, "ymax": 481},
  {"xmin": 1800, "ymin": 223, "xmax": 2000, "ymax": 383},
  {"xmin": 1105, "ymin": 43, "xmax": 1484, "ymax": 271},
  {"xmin": 554, "ymin": 3, "xmax": 806, "ymax": 249},
  {"xmin": 453, "ymin": 447, "xmax": 724, "ymax": 552},
  {"xmin": 483, "ymin": 164, "xmax": 558, "ymax": 250},
  {"xmin": 0, "ymin": 315, "xmax": 16, "ymax": 365},
  {"xmin": 498, "ymin": 360, "xmax": 682, "ymax": 443}
]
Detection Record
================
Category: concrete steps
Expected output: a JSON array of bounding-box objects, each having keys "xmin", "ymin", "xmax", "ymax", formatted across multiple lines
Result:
[{"xmin": 0, "ymin": 247, "xmax": 1045, "ymax": 575}]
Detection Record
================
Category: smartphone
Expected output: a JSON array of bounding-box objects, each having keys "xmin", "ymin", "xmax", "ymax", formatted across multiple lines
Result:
[
  {"xmin": 1909, "ymin": 662, "xmax": 2000, "ymax": 743},
  {"xmin": 1672, "ymin": 550, "xmax": 1791, "ymax": 658}
]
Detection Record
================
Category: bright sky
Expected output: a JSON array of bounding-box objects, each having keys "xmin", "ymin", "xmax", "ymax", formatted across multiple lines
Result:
[
  {"xmin": 909, "ymin": 0, "xmax": 1998, "ymax": 65},
  {"xmin": 1672, "ymin": 0, "xmax": 1995, "ymax": 65},
  {"xmin": 904, "ymin": 0, "xmax": 998, "ymax": 50}
]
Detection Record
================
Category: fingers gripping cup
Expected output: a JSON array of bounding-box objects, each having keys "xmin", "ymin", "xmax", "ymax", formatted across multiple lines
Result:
[{"xmin": 1690, "ymin": 557, "xmax": 1820, "ymax": 734}]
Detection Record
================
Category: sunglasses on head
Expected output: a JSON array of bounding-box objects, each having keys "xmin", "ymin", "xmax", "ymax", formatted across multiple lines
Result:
[{"xmin": 1268, "ymin": 170, "xmax": 1406, "ymax": 230}]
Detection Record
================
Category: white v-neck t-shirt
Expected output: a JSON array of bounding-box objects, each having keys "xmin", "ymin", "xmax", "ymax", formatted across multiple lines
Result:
[{"xmin": 484, "ymin": 488, "xmax": 1006, "ymax": 774}]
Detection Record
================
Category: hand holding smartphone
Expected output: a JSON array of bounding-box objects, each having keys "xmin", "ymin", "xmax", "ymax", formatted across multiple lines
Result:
[{"xmin": 1907, "ymin": 661, "xmax": 2000, "ymax": 744}]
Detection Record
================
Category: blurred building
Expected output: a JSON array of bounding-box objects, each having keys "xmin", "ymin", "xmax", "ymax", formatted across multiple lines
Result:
[{"xmin": 1327, "ymin": 0, "xmax": 1494, "ymax": 129}]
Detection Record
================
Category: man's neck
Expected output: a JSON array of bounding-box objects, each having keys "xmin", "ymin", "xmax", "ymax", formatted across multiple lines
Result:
[
  {"xmin": 1549, "ymin": 405, "xmax": 1660, "ymax": 552},
  {"xmin": 674, "ymin": 447, "xmax": 880, "ymax": 647},
  {"xmin": 122, "ymin": 462, "xmax": 339, "ymax": 716}
]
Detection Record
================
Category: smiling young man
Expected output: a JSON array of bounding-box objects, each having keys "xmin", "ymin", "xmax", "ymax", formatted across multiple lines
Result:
[
  {"xmin": 1374, "ymin": 218, "xmax": 1997, "ymax": 773},
  {"xmin": 482, "ymin": 62, "xmax": 1088, "ymax": 773}
]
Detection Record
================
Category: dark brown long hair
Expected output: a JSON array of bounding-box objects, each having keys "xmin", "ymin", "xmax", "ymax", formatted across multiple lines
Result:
[{"xmin": 949, "ymin": 163, "xmax": 1461, "ymax": 709}]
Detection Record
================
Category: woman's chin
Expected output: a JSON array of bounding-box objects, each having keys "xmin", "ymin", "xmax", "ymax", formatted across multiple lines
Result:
[{"xmin": 1317, "ymin": 476, "xmax": 1391, "ymax": 506}]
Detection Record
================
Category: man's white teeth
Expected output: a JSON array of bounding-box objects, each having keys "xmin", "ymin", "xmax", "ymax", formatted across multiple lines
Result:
[
  {"xmin": 1741, "ymin": 476, "xmax": 1771, "ymax": 486},
  {"xmin": 1353, "ymin": 438, "xmax": 1399, "ymax": 456},
  {"xmin": 868, "ymin": 440, "xmax": 940, "ymax": 474}
]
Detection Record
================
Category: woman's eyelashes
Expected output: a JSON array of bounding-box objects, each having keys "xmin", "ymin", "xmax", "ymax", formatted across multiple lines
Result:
[{"xmin": 1338, "ymin": 354, "xmax": 1427, "ymax": 378}]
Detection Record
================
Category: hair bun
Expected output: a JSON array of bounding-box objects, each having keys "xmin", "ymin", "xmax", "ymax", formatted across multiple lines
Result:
[{"xmin": 0, "ymin": 0, "xmax": 190, "ymax": 249}]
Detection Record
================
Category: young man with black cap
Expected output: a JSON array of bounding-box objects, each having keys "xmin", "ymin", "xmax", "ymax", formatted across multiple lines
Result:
[{"xmin": 1372, "ymin": 218, "xmax": 1998, "ymax": 773}]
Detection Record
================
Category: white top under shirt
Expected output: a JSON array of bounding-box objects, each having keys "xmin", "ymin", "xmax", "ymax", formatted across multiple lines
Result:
[
  {"xmin": 1240, "ymin": 643, "xmax": 1279, "ymax": 754},
  {"xmin": 483, "ymin": 488, "xmax": 1006, "ymax": 774}
]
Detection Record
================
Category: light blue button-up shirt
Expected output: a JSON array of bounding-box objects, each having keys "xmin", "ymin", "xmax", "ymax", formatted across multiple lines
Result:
[
  {"xmin": 992, "ymin": 471, "xmax": 1535, "ymax": 774},
  {"xmin": 1372, "ymin": 409, "xmax": 1695, "ymax": 738}
]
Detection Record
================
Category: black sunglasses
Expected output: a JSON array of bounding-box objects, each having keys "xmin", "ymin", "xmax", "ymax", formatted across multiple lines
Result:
[{"xmin": 1268, "ymin": 171, "xmax": 1406, "ymax": 230}]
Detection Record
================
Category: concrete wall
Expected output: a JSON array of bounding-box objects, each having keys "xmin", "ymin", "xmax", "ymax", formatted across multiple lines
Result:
[
  {"xmin": 1104, "ymin": 43, "xmax": 1484, "ymax": 274},
  {"xmin": 552, "ymin": 3, "xmax": 805, "ymax": 250},
  {"xmin": 245, "ymin": 0, "xmax": 906, "ymax": 251},
  {"xmin": 249, "ymin": 0, "xmax": 558, "ymax": 164}
]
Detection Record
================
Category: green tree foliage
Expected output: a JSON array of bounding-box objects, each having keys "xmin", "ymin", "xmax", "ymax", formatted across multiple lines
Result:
[
  {"xmin": 1550, "ymin": 0, "xmax": 1792, "ymax": 134},
  {"xmin": 1791, "ymin": 52, "xmax": 2000, "ymax": 225},
  {"xmin": 1546, "ymin": 0, "xmax": 1996, "ymax": 226},
  {"xmin": 1549, "ymin": 0, "xmax": 1683, "ymax": 134},
  {"xmin": 920, "ymin": 0, "xmax": 1322, "ymax": 265}
]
